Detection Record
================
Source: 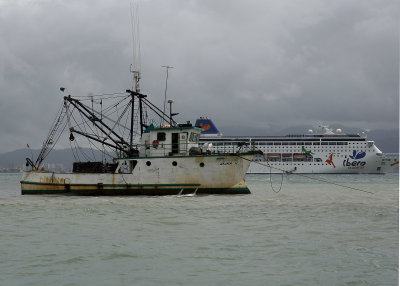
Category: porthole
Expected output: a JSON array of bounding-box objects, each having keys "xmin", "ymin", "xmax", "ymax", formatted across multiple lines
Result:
[
  {"xmin": 200, "ymin": 162, "xmax": 205, "ymax": 167},
  {"xmin": 146, "ymin": 161, "xmax": 151, "ymax": 166},
  {"xmin": 172, "ymin": 161, "xmax": 177, "ymax": 166}
]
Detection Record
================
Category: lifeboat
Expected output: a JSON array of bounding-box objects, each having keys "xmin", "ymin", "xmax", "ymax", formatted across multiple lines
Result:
[
  {"xmin": 293, "ymin": 154, "xmax": 306, "ymax": 158},
  {"xmin": 267, "ymin": 153, "xmax": 281, "ymax": 157}
]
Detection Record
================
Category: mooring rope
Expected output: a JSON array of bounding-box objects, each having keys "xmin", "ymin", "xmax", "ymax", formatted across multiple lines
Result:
[
  {"xmin": 236, "ymin": 153, "xmax": 374, "ymax": 195},
  {"xmin": 266, "ymin": 155, "xmax": 284, "ymax": 194}
]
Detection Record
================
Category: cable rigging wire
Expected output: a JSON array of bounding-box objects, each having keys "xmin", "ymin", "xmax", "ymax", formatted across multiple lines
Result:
[
  {"xmin": 67, "ymin": 93, "xmax": 139, "ymax": 161},
  {"xmin": 235, "ymin": 152, "xmax": 374, "ymax": 195}
]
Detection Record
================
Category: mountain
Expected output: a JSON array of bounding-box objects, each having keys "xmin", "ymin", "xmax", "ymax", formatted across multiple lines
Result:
[
  {"xmin": 0, "ymin": 148, "xmax": 105, "ymax": 169},
  {"xmin": 0, "ymin": 126, "xmax": 398, "ymax": 169}
]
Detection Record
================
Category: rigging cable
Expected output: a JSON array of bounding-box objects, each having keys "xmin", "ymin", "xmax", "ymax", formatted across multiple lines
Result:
[
  {"xmin": 266, "ymin": 154, "xmax": 285, "ymax": 194},
  {"xmin": 65, "ymin": 103, "xmax": 79, "ymax": 163},
  {"xmin": 72, "ymin": 92, "xmax": 127, "ymax": 99},
  {"xmin": 69, "ymin": 98, "xmax": 125, "ymax": 162},
  {"xmin": 235, "ymin": 152, "xmax": 374, "ymax": 195},
  {"xmin": 70, "ymin": 112, "xmax": 93, "ymax": 162},
  {"xmin": 36, "ymin": 102, "xmax": 70, "ymax": 167}
]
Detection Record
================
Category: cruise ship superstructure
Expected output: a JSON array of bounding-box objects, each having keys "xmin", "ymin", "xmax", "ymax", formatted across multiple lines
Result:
[{"xmin": 196, "ymin": 118, "xmax": 399, "ymax": 174}]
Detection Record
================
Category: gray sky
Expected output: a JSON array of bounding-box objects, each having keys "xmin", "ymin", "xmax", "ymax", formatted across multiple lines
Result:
[{"xmin": 0, "ymin": 0, "xmax": 398, "ymax": 153}]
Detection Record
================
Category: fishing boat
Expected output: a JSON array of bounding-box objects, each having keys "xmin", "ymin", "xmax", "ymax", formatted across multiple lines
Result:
[
  {"xmin": 196, "ymin": 118, "xmax": 399, "ymax": 174},
  {"xmin": 20, "ymin": 89, "xmax": 255, "ymax": 195}
]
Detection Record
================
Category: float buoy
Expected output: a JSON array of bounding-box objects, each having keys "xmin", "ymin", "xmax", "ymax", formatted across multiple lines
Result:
[{"xmin": 152, "ymin": 140, "xmax": 159, "ymax": 148}]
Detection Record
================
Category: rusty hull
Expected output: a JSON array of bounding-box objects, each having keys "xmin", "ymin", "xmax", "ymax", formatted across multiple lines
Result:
[{"xmin": 21, "ymin": 154, "xmax": 253, "ymax": 195}]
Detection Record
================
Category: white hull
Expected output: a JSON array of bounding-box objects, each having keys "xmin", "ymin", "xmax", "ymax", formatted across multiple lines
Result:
[
  {"xmin": 21, "ymin": 154, "xmax": 253, "ymax": 195},
  {"xmin": 247, "ymin": 156, "xmax": 398, "ymax": 174},
  {"xmin": 200, "ymin": 133, "xmax": 398, "ymax": 174},
  {"xmin": 247, "ymin": 151, "xmax": 398, "ymax": 175}
]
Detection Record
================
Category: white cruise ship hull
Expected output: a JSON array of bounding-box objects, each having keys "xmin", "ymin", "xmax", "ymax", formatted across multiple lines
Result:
[
  {"xmin": 207, "ymin": 142, "xmax": 398, "ymax": 174},
  {"xmin": 247, "ymin": 155, "xmax": 398, "ymax": 174},
  {"xmin": 196, "ymin": 118, "xmax": 399, "ymax": 174}
]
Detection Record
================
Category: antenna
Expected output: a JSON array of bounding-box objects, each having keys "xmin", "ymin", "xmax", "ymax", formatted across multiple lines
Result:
[
  {"xmin": 161, "ymin": 65, "xmax": 173, "ymax": 125},
  {"xmin": 130, "ymin": 64, "xmax": 141, "ymax": 93},
  {"xmin": 130, "ymin": 0, "xmax": 141, "ymax": 92}
]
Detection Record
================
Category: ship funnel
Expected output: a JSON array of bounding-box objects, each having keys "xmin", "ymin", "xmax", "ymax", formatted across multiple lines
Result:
[{"xmin": 195, "ymin": 117, "xmax": 222, "ymax": 136}]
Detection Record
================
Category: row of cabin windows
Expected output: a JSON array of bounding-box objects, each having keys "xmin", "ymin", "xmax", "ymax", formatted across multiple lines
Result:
[
  {"xmin": 257, "ymin": 141, "xmax": 350, "ymax": 146},
  {"xmin": 210, "ymin": 141, "xmax": 352, "ymax": 146},
  {"xmin": 264, "ymin": 158, "xmax": 314, "ymax": 162},
  {"xmin": 209, "ymin": 141, "xmax": 371, "ymax": 147},
  {"xmin": 258, "ymin": 147, "xmax": 374, "ymax": 153},
  {"xmin": 254, "ymin": 154, "xmax": 357, "ymax": 162},
  {"xmin": 260, "ymin": 146, "xmax": 372, "ymax": 150}
]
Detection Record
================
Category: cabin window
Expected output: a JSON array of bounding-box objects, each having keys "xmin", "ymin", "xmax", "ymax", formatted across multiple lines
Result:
[
  {"xmin": 189, "ymin": 132, "xmax": 200, "ymax": 143},
  {"xmin": 119, "ymin": 160, "xmax": 132, "ymax": 173},
  {"xmin": 180, "ymin": 133, "xmax": 188, "ymax": 141},
  {"xmin": 313, "ymin": 142, "xmax": 320, "ymax": 145},
  {"xmin": 157, "ymin": 132, "xmax": 166, "ymax": 141}
]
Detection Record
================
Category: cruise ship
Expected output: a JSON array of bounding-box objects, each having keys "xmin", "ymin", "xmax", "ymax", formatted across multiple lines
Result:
[{"xmin": 196, "ymin": 118, "xmax": 399, "ymax": 174}]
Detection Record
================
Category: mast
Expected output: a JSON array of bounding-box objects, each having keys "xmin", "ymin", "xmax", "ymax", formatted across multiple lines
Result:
[
  {"xmin": 129, "ymin": 0, "xmax": 142, "ymax": 147},
  {"xmin": 139, "ymin": 93, "xmax": 144, "ymax": 135},
  {"xmin": 133, "ymin": 69, "xmax": 144, "ymax": 136},
  {"xmin": 129, "ymin": 91, "xmax": 135, "ymax": 154}
]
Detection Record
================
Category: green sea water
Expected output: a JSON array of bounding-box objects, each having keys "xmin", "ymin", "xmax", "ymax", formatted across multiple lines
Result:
[{"xmin": 0, "ymin": 173, "xmax": 398, "ymax": 286}]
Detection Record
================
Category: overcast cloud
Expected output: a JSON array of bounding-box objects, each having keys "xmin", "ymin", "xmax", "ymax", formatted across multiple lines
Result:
[{"xmin": 0, "ymin": 0, "xmax": 398, "ymax": 153}]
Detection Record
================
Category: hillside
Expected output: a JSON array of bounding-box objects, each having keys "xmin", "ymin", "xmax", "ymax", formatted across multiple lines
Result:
[
  {"xmin": 0, "ymin": 148, "xmax": 105, "ymax": 169},
  {"xmin": 0, "ymin": 127, "xmax": 398, "ymax": 170}
]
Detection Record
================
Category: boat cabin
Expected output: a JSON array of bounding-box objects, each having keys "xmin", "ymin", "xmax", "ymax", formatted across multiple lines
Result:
[{"xmin": 139, "ymin": 124, "xmax": 203, "ymax": 157}]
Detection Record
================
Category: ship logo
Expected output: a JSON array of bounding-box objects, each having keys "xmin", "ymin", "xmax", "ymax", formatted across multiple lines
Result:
[
  {"xmin": 195, "ymin": 118, "xmax": 221, "ymax": 135},
  {"xmin": 343, "ymin": 150, "xmax": 367, "ymax": 168},
  {"xmin": 302, "ymin": 146, "xmax": 313, "ymax": 155},
  {"xmin": 349, "ymin": 150, "xmax": 366, "ymax": 160},
  {"xmin": 198, "ymin": 123, "xmax": 211, "ymax": 131},
  {"xmin": 326, "ymin": 153, "xmax": 335, "ymax": 168}
]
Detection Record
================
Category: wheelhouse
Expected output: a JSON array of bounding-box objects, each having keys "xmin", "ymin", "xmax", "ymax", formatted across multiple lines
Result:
[{"xmin": 139, "ymin": 124, "xmax": 203, "ymax": 157}]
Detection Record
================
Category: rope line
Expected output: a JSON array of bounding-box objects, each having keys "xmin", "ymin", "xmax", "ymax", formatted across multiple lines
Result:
[
  {"xmin": 269, "ymin": 161, "xmax": 284, "ymax": 194},
  {"xmin": 236, "ymin": 153, "xmax": 374, "ymax": 195}
]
